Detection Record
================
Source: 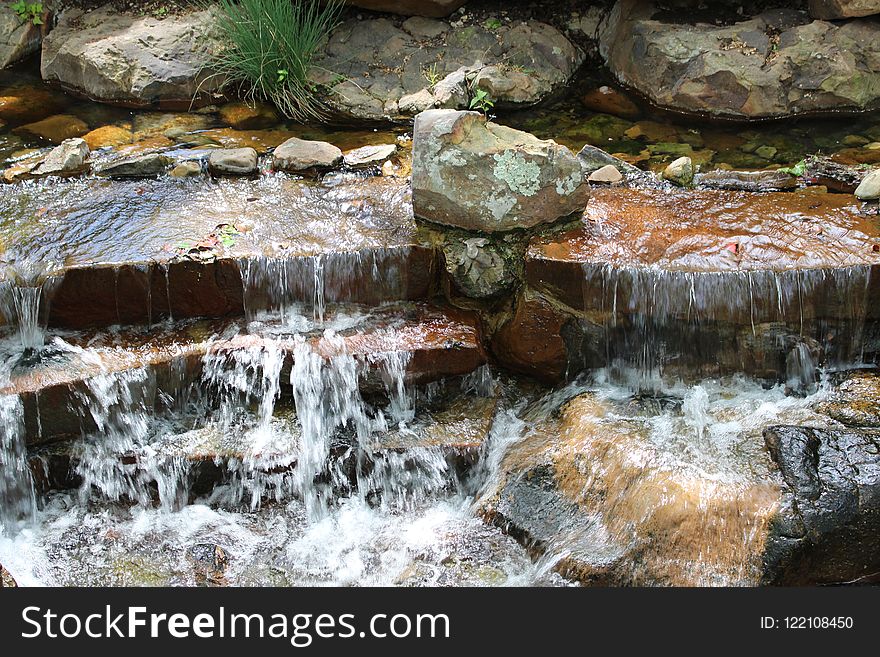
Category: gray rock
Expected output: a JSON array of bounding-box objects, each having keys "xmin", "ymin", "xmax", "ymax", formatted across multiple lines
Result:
[
  {"xmin": 855, "ymin": 168, "xmax": 880, "ymax": 200},
  {"xmin": 412, "ymin": 109, "xmax": 589, "ymax": 232},
  {"xmin": 401, "ymin": 16, "xmax": 449, "ymax": 39},
  {"xmin": 207, "ymin": 147, "xmax": 258, "ymax": 176},
  {"xmin": 41, "ymin": 7, "xmax": 222, "ymax": 108},
  {"xmin": 588, "ymin": 164, "xmax": 623, "ymax": 184},
  {"xmin": 443, "ymin": 237, "xmax": 514, "ymax": 298},
  {"xmin": 343, "ymin": 144, "xmax": 397, "ymax": 167},
  {"xmin": 577, "ymin": 144, "xmax": 637, "ymax": 174},
  {"xmin": 96, "ymin": 153, "xmax": 172, "ymax": 179},
  {"xmin": 808, "ymin": 0, "xmax": 880, "ymax": 18},
  {"xmin": 1, "ymin": 5, "xmax": 47, "ymax": 68},
  {"xmin": 662, "ymin": 156, "xmax": 694, "ymax": 186},
  {"xmin": 600, "ymin": 0, "xmax": 880, "ymax": 119},
  {"xmin": 271, "ymin": 138, "xmax": 342, "ymax": 172},
  {"xmin": 695, "ymin": 169, "xmax": 799, "ymax": 192},
  {"xmin": 33, "ymin": 138, "xmax": 89, "ymax": 176},
  {"xmin": 310, "ymin": 17, "xmax": 581, "ymax": 122}
]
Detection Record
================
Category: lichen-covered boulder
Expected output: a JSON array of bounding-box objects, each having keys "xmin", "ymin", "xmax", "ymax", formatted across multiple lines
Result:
[
  {"xmin": 41, "ymin": 6, "xmax": 222, "ymax": 108},
  {"xmin": 600, "ymin": 0, "xmax": 880, "ymax": 119},
  {"xmin": 412, "ymin": 109, "xmax": 589, "ymax": 232},
  {"xmin": 310, "ymin": 17, "xmax": 581, "ymax": 122}
]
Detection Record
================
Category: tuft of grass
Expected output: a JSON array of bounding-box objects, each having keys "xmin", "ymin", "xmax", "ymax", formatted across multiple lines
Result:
[{"xmin": 209, "ymin": 0, "xmax": 343, "ymax": 121}]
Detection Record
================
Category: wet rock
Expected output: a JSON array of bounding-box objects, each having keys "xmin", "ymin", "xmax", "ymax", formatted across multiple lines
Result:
[
  {"xmin": 271, "ymin": 137, "xmax": 342, "ymax": 172},
  {"xmin": 1, "ymin": 4, "xmax": 50, "ymax": 68},
  {"xmin": 347, "ymin": 1, "xmax": 468, "ymax": 17},
  {"xmin": 207, "ymin": 147, "xmax": 259, "ymax": 176},
  {"xmin": 218, "ymin": 101, "xmax": 279, "ymax": 130},
  {"xmin": 170, "ymin": 160, "xmax": 202, "ymax": 178},
  {"xmin": 14, "ymin": 114, "xmax": 88, "ymax": 144},
  {"xmin": 186, "ymin": 544, "xmax": 229, "ymax": 587},
  {"xmin": 0, "ymin": 562, "xmax": 17, "ymax": 587},
  {"xmin": 442, "ymin": 237, "xmax": 513, "ymax": 299},
  {"xmin": 310, "ymin": 17, "xmax": 581, "ymax": 121},
  {"xmin": 576, "ymin": 144, "xmax": 638, "ymax": 175},
  {"xmin": 492, "ymin": 293, "xmax": 569, "ymax": 383},
  {"xmin": 32, "ymin": 138, "xmax": 89, "ymax": 177},
  {"xmin": 96, "ymin": 153, "xmax": 172, "ymax": 178},
  {"xmin": 412, "ymin": 109, "xmax": 589, "ymax": 232},
  {"xmin": 809, "ymin": 0, "xmax": 880, "ymax": 19},
  {"xmin": 695, "ymin": 169, "xmax": 798, "ymax": 192},
  {"xmin": 580, "ymin": 85, "xmax": 641, "ymax": 120},
  {"xmin": 763, "ymin": 425, "xmax": 880, "ymax": 584},
  {"xmin": 82, "ymin": 125, "xmax": 134, "ymax": 150},
  {"xmin": 343, "ymin": 143, "xmax": 397, "ymax": 167},
  {"xmin": 815, "ymin": 372, "xmax": 880, "ymax": 427},
  {"xmin": 600, "ymin": 1, "xmax": 880, "ymax": 118},
  {"xmin": 662, "ymin": 156, "xmax": 693, "ymax": 186},
  {"xmin": 855, "ymin": 168, "xmax": 880, "ymax": 200},
  {"xmin": 802, "ymin": 155, "xmax": 865, "ymax": 193},
  {"xmin": 588, "ymin": 164, "xmax": 623, "ymax": 184},
  {"xmin": 41, "ymin": 7, "xmax": 222, "ymax": 108},
  {"xmin": 0, "ymin": 84, "xmax": 63, "ymax": 125}
]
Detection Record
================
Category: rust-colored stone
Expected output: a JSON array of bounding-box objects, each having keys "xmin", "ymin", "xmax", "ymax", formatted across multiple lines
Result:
[{"xmin": 492, "ymin": 293, "xmax": 568, "ymax": 383}]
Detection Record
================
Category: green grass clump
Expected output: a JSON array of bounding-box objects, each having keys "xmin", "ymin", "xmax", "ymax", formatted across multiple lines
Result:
[{"xmin": 210, "ymin": 0, "xmax": 342, "ymax": 121}]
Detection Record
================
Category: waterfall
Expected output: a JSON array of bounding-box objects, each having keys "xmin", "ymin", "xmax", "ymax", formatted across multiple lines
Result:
[{"xmin": 0, "ymin": 394, "xmax": 36, "ymax": 533}]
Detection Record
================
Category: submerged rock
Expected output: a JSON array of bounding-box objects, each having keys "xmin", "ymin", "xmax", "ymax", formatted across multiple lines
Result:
[
  {"xmin": 695, "ymin": 169, "xmax": 798, "ymax": 192},
  {"xmin": 218, "ymin": 102, "xmax": 279, "ymax": 130},
  {"xmin": 412, "ymin": 109, "xmax": 589, "ymax": 232},
  {"xmin": 96, "ymin": 153, "xmax": 172, "ymax": 178},
  {"xmin": 855, "ymin": 168, "xmax": 880, "ymax": 200},
  {"xmin": 310, "ymin": 17, "xmax": 581, "ymax": 121},
  {"xmin": 271, "ymin": 137, "xmax": 342, "ymax": 172},
  {"xmin": 14, "ymin": 114, "xmax": 89, "ymax": 144},
  {"xmin": 580, "ymin": 85, "xmax": 641, "ymax": 120},
  {"xmin": 41, "ymin": 7, "xmax": 222, "ymax": 108},
  {"xmin": 207, "ymin": 147, "xmax": 259, "ymax": 176},
  {"xmin": 82, "ymin": 125, "xmax": 134, "ymax": 150},
  {"xmin": 600, "ymin": 1, "xmax": 880, "ymax": 119}
]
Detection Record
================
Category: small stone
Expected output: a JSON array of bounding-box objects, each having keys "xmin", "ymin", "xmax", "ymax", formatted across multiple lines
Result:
[
  {"xmin": 843, "ymin": 134, "xmax": 870, "ymax": 146},
  {"xmin": 855, "ymin": 168, "xmax": 880, "ymax": 200},
  {"xmin": 14, "ymin": 114, "xmax": 89, "ymax": 144},
  {"xmin": 207, "ymin": 147, "xmax": 259, "ymax": 176},
  {"xmin": 218, "ymin": 101, "xmax": 279, "ymax": 130},
  {"xmin": 663, "ymin": 156, "xmax": 694, "ymax": 186},
  {"xmin": 170, "ymin": 161, "xmax": 202, "ymax": 177},
  {"xmin": 581, "ymin": 85, "xmax": 641, "ymax": 120},
  {"xmin": 33, "ymin": 138, "xmax": 90, "ymax": 177},
  {"xmin": 96, "ymin": 153, "xmax": 172, "ymax": 178},
  {"xmin": 398, "ymin": 88, "xmax": 437, "ymax": 115},
  {"xmin": 588, "ymin": 164, "xmax": 624, "ymax": 184},
  {"xmin": 343, "ymin": 144, "xmax": 397, "ymax": 167},
  {"xmin": 755, "ymin": 145, "xmax": 778, "ymax": 160},
  {"xmin": 272, "ymin": 137, "xmax": 342, "ymax": 171},
  {"xmin": 868, "ymin": 142, "xmax": 880, "ymax": 150}
]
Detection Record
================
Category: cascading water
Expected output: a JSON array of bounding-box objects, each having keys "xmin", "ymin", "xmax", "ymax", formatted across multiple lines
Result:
[
  {"xmin": 0, "ymin": 394, "xmax": 36, "ymax": 532},
  {"xmin": 0, "ymin": 260, "xmax": 58, "ymax": 353}
]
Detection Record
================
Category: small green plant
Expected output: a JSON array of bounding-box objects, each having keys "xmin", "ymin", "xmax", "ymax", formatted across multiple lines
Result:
[
  {"xmin": 10, "ymin": 1, "xmax": 43, "ymax": 25},
  {"xmin": 469, "ymin": 88, "xmax": 495, "ymax": 114},
  {"xmin": 422, "ymin": 62, "xmax": 442, "ymax": 89},
  {"xmin": 483, "ymin": 18, "xmax": 502, "ymax": 30},
  {"xmin": 209, "ymin": 0, "xmax": 343, "ymax": 121},
  {"xmin": 777, "ymin": 159, "xmax": 807, "ymax": 176}
]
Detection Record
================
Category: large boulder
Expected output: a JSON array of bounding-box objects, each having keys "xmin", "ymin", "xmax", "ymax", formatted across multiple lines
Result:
[
  {"xmin": 600, "ymin": 0, "xmax": 880, "ymax": 119},
  {"xmin": 412, "ymin": 110, "xmax": 589, "ymax": 232},
  {"xmin": 1, "ymin": 4, "xmax": 50, "ymax": 68},
  {"xmin": 41, "ymin": 7, "xmax": 222, "ymax": 108},
  {"xmin": 310, "ymin": 17, "xmax": 581, "ymax": 122},
  {"xmin": 346, "ymin": 1, "xmax": 468, "ymax": 17},
  {"xmin": 809, "ymin": 0, "xmax": 880, "ymax": 18}
]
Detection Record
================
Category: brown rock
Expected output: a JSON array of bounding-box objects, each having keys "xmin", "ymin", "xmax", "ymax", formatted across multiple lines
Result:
[
  {"xmin": 218, "ymin": 101, "xmax": 280, "ymax": 130},
  {"xmin": 808, "ymin": 0, "xmax": 880, "ymax": 19},
  {"xmin": 0, "ymin": 85, "xmax": 63, "ymax": 125},
  {"xmin": 82, "ymin": 125, "xmax": 134, "ymax": 150},
  {"xmin": 492, "ymin": 293, "xmax": 569, "ymax": 383},
  {"xmin": 14, "ymin": 114, "xmax": 89, "ymax": 144},
  {"xmin": 581, "ymin": 85, "xmax": 641, "ymax": 120}
]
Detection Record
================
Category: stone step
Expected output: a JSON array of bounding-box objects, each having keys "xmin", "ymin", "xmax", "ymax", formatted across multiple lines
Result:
[
  {"xmin": 27, "ymin": 387, "xmax": 498, "ymax": 501},
  {"xmin": 1, "ymin": 302, "xmax": 486, "ymax": 445},
  {"xmin": 0, "ymin": 176, "xmax": 437, "ymax": 330},
  {"xmin": 497, "ymin": 189, "xmax": 880, "ymax": 381}
]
